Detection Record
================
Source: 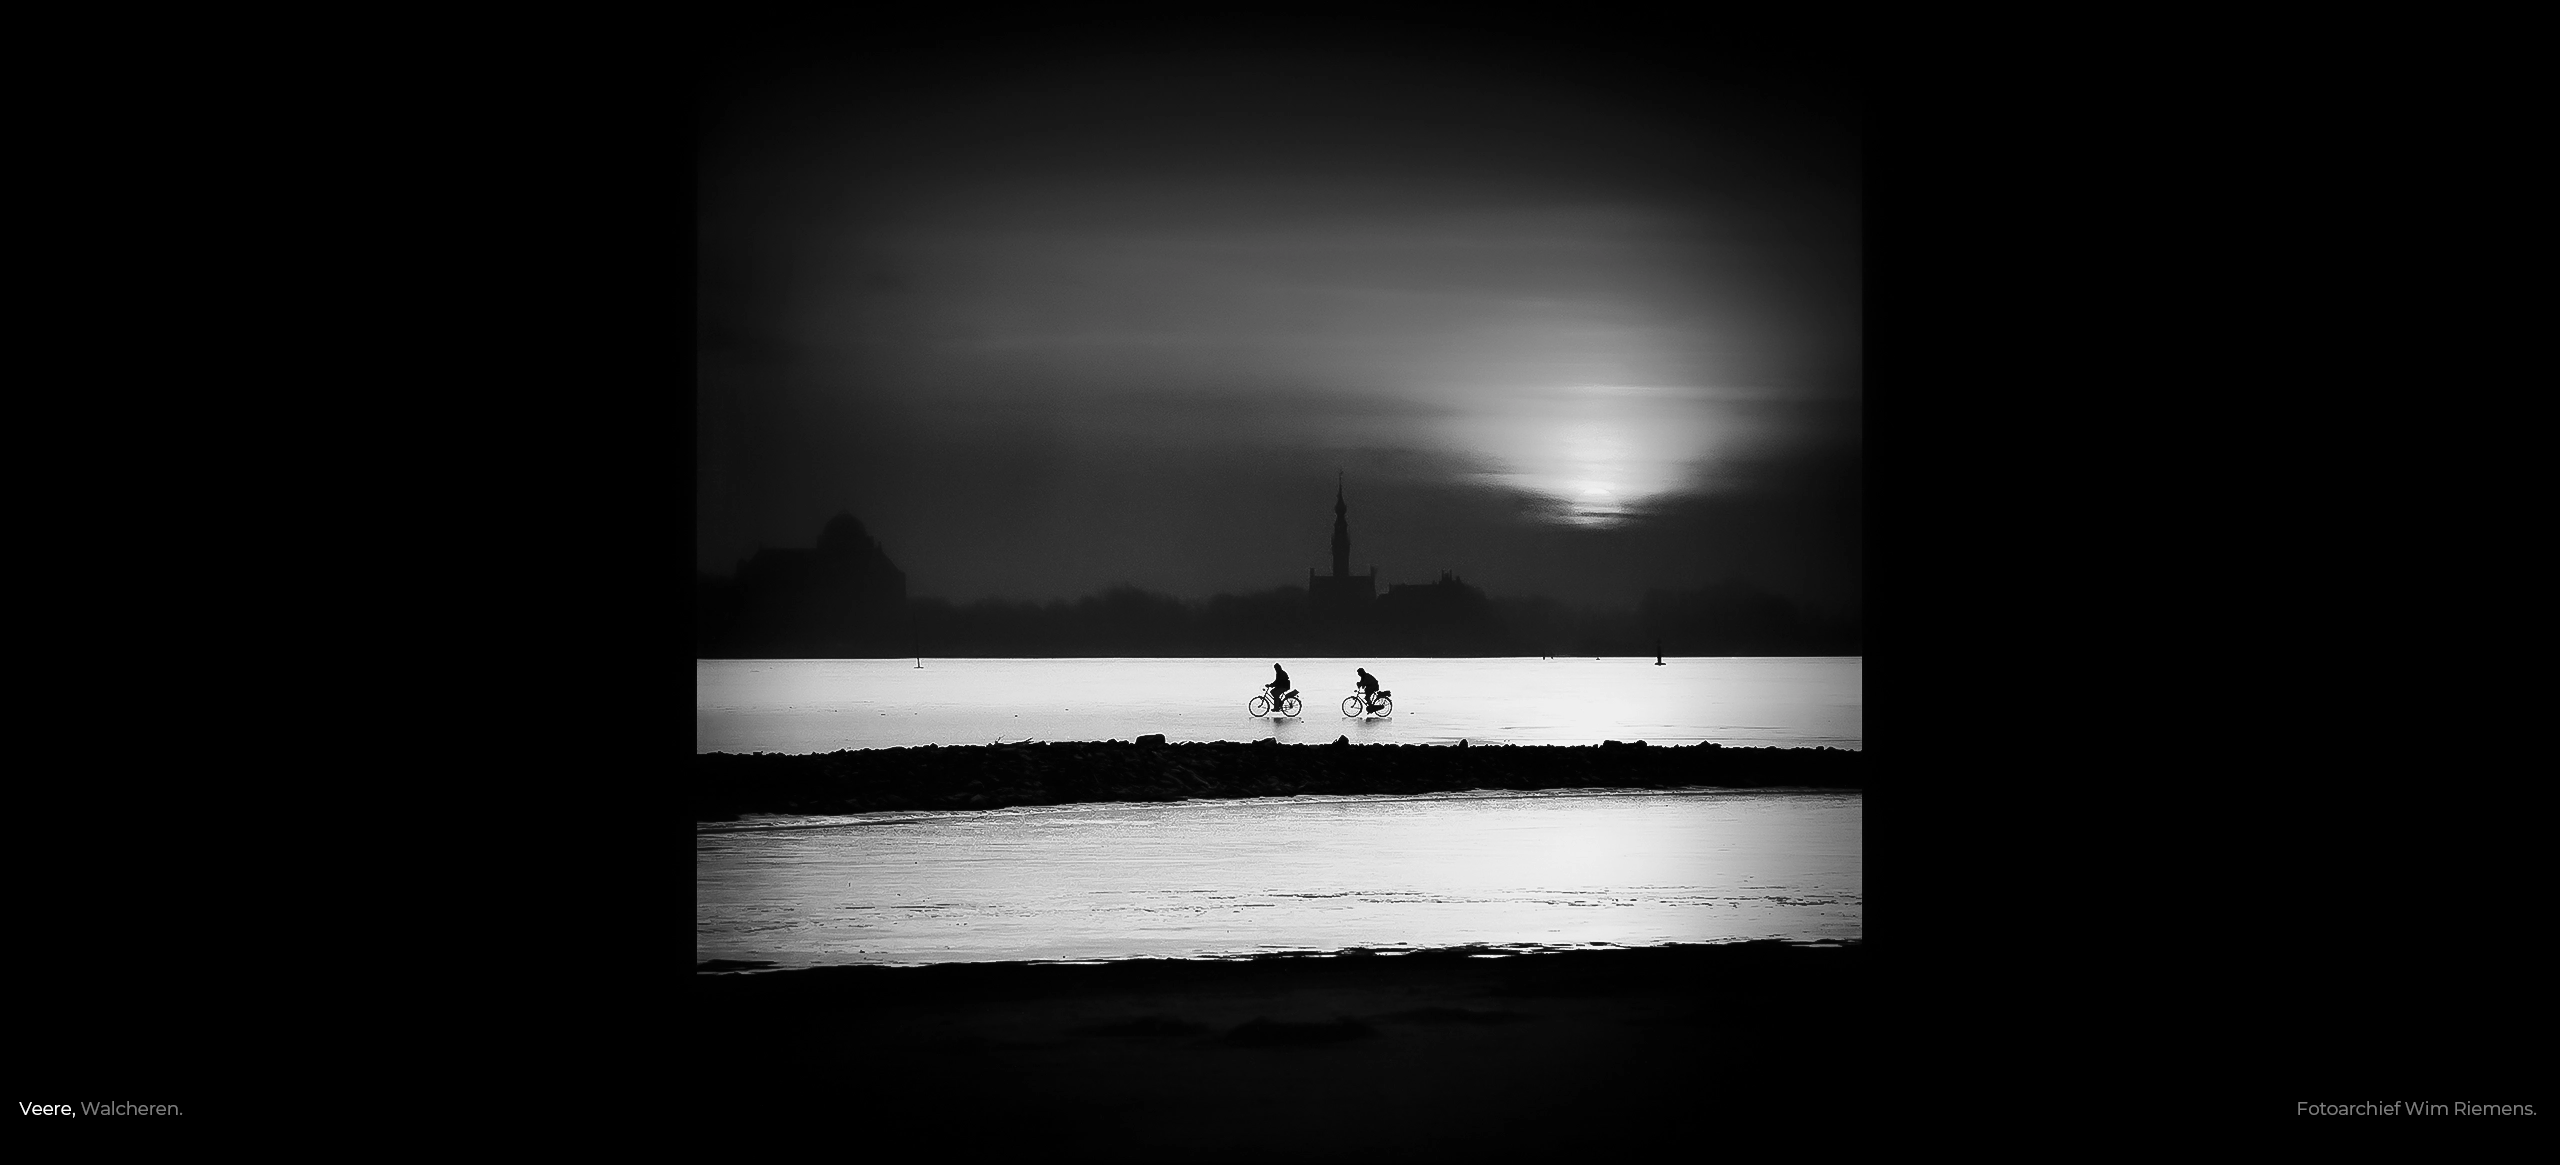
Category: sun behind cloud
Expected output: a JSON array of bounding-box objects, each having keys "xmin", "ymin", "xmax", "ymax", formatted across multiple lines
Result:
[{"xmin": 1439, "ymin": 384, "xmax": 1752, "ymax": 525}]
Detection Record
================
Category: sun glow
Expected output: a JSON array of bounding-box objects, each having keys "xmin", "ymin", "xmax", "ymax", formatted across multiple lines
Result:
[{"xmin": 1437, "ymin": 385, "xmax": 1729, "ymax": 526}]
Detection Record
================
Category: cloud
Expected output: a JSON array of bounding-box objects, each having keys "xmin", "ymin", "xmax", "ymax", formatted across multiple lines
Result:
[{"xmin": 696, "ymin": 27, "xmax": 1859, "ymax": 608}]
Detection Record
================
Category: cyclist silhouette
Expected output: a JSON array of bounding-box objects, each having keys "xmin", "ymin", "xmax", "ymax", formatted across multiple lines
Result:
[
  {"xmin": 1355, "ymin": 667, "xmax": 1382, "ymax": 712},
  {"xmin": 1266, "ymin": 663, "xmax": 1292, "ymax": 708}
]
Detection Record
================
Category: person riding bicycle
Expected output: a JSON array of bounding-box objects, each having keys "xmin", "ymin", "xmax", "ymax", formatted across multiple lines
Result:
[
  {"xmin": 1266, "ymin": 663, "xmax": 1292, "ymax": 709},
  {"xmin": 1355, "ymin": 667, "xmax": 1382, "ymax": 713}
]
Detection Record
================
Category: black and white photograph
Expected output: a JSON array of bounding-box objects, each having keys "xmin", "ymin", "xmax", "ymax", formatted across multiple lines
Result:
[{"xmin": 688, "ymin": 11, "xmax": 1868, "ymax": 1154}]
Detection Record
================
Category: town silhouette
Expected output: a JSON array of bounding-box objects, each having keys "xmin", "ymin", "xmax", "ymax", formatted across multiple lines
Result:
[{"xmin": 696, "ymin": 485, "xmax": 1860, "ymax": 658}]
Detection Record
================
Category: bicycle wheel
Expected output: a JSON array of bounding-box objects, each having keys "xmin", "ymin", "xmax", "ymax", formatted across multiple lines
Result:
[
  {"xmin": 1341, "ymin": 696, "xmax": 1365, "ymax": 718},
  {"xmin": 1247, "ymin": 695, "xmax": 1270, "ymax": 718},
  {"xmin": 1280, "ymin": 694, "xmax": 1302, "ymax": 718},
  {"xmin": 1372, "ymin": 695, "xmax": 1392, "ymax": 718}
]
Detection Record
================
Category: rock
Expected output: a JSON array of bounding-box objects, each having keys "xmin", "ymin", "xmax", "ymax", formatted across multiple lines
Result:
[{"xmin": 693, "ymin": 740, "xmax": 1864, "ymax": 820}]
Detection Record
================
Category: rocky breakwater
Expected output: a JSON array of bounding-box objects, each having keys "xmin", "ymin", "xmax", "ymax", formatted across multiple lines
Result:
[{"xmin": 695, "ymin": 737, "xmax": 1862, "ymax": 821}]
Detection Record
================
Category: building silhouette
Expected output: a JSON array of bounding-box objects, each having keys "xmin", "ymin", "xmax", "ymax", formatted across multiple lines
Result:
[
  {"xmin": 699, "ymin": 512, "xmax": 908, "ymax": 656},
  {"xmin": 1307, "ymin": 476, "xmax": 1376, "ymax": 617},
  {"xmin": 694, "ymin": 498, "xmax": 1853, "ymax": 659}
]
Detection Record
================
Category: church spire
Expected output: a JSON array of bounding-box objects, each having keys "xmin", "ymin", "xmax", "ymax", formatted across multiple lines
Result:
[{"xmin": 1330, "ymin": 473, "xmax": 1351, "ymax": 578}]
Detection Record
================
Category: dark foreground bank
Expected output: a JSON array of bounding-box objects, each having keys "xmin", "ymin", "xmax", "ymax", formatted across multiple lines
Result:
[
  {"xmin": 696, "ymin": 739, "xmax": 1861, "ymax": 820},
  {"xmin": 695, "ymin": 940, "xmax": 1869, "ymax": 1157}
]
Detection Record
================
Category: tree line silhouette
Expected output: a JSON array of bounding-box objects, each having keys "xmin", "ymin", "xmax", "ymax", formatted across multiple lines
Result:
[{"xmin": 695, "ymin": 514, "xmax": 1860, "ymax": 658}]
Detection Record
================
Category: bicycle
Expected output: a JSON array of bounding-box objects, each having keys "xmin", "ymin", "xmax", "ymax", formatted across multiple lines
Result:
[
  {"xmin": 1340, "ymin": 689, "xmax": 1394, "ymax": 718},
  {"xmin": 1248, "ymin": 688, "xmax": 1304, "ymax": 718}
]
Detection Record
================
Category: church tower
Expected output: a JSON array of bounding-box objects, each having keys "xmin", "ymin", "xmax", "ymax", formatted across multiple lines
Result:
[
  {"xmin": 1309, "ymin": 474, "xmax": 1376, "ymax": 614},
  {"xmin": 1330, "ymin": 474, "xmax": 1352, "ymax": 578}
]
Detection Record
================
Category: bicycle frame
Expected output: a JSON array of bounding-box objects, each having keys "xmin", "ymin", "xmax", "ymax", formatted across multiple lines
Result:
[{"xmin": 1342, "ymin": 689, "xmax": 1393, "ymax": 717}]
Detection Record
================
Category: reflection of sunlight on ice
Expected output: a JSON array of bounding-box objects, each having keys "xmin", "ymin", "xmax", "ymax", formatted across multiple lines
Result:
[
  {"xmin": 698, "ymin": 656, "xmax": 1862, "ymax": 754},
  {"xmin": 698, "ymin": 789, "xmax": 1863, "ymax": 967}
]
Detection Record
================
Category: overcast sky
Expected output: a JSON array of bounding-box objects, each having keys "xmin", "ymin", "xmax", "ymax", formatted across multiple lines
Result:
[{"xmin": 698, "ymin": 18, "xmax": 1859, "ymax": 616}]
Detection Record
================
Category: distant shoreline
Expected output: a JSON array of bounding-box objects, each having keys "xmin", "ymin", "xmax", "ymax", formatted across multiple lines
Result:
[{"xmin": 694, "ymin": 738, "xmax": 1862, "ymax": 821}]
